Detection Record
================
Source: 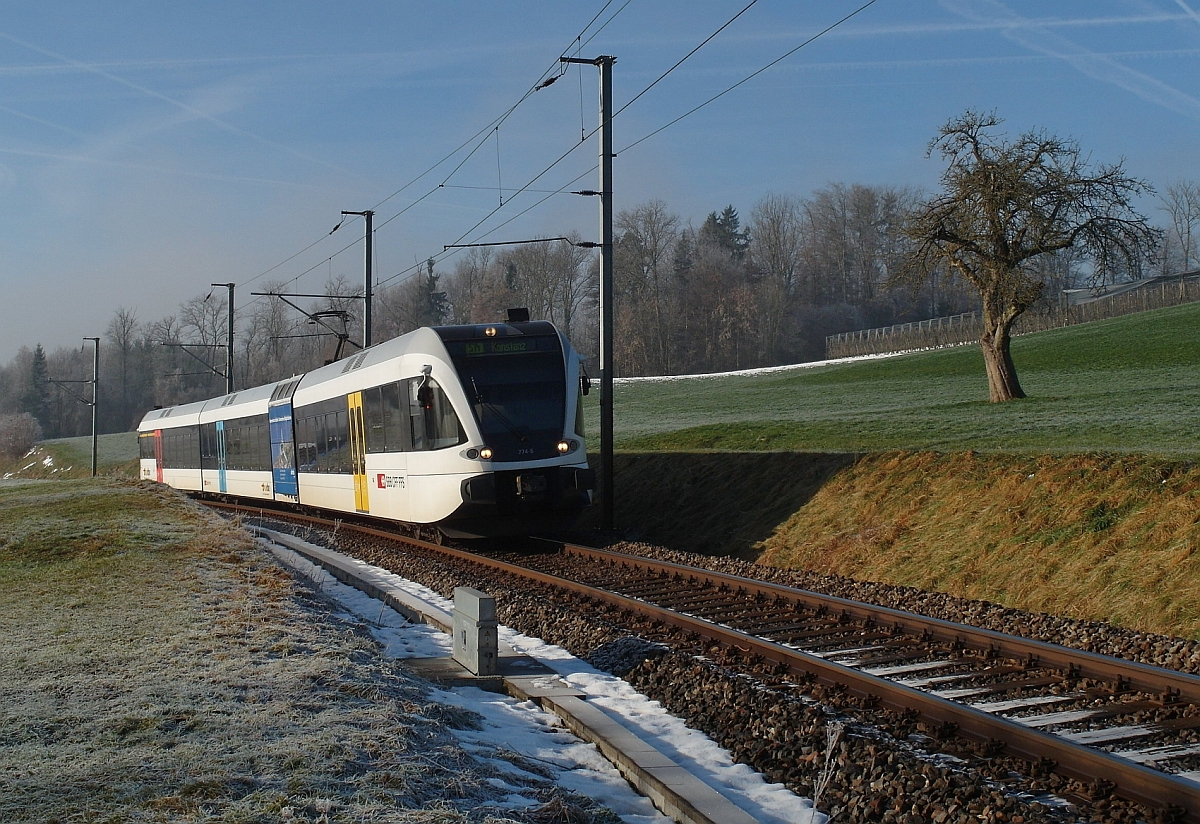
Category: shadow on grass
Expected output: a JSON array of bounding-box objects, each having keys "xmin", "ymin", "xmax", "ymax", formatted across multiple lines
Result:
[{"xmin": 579, "ymin": 451, "xmax": 858, "ymax": 561}]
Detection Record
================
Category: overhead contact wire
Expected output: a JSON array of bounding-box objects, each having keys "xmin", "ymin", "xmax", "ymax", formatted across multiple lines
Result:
[
  {"xmin": 236, "ymin": 0, "xmax": 627, "ymax": 302},
  {"xmin": 620, "ymin": 0, "xmax": 881, "ymax": 155}
]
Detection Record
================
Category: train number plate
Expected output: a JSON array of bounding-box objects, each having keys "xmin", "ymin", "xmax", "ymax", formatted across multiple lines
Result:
[{"xmin": 516, "ymin": 474, "xmax": 547, "ymax": 498}]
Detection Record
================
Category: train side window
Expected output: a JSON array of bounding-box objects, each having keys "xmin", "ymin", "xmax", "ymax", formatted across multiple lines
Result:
[
  {"xmin": 300, "ymin": 416, "xmax": 312, "ymax": 471},
  {"xmin": 332, "ymin": 409, "xmax": 349, "ymax": 472},
  {"xmin": 382, "ymin": 381, "xmax": 409, "ymax": 452},
  {"xmin": 407, "ymin": 378, "xmax": 465, "ymax": 451},
  {"xmin": 254, "ymin": 421, "xmax": 268, "ymax": 471},
  {"xmin": 260, "ymin": 420, "xmax": 271, "ymax": 471},
  {"xmin": 200, "ymin": 423, "xmax": 216, "ymax": 470},
  {"xmin": 294, "ymin": 416, "xmax": 307, "ymax": 470},
  {"xmin": 227, "ymin": 425, "xmax": 241, "ymax": 470},
  {"xmin": 363, "ymin": 385, "xmax": 384, "ymax": 453},
  {"xmin": 297, "ymin": 415, "xmax": 315, "ymax": 471},
  {"xmin": 315, "ymin": 414, "xmax": 329, "ymax": 472}
]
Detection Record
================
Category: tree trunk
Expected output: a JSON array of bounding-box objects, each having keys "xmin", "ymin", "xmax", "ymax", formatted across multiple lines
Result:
[{"xmin": 979, "ymin": 314, "xmax": 1025, "ymax": 402}]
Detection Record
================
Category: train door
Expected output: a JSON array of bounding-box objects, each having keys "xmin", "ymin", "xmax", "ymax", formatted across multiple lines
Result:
[
  {"xmin": 153, "ymin": 430, "xmax": 163, "ymax": 483},
  {"xmin": 347, "ymin": 391, "xmax": 369, "ymax": 513},
  {"xmin": 270, "ymin": 400, "xmax": 299, "ymax": 502},
  {"xmin": 215, "ymin": 420, "xmax": 228, "ymax": 493}
]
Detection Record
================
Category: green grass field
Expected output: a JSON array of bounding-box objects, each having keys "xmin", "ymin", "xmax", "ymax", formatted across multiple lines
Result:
[{"xmin": 585, "ymin": 301, "xmax": 1200, "ymax": 456}]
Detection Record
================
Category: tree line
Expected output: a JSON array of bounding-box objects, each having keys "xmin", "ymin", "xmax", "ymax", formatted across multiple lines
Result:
[{"xmin": 3, "ymin": 125, "xmax": 1198, "ymax": 435}]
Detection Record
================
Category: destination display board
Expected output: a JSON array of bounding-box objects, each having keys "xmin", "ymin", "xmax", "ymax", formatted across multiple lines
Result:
[{"xmin": 443, "ymin": 336, "xmax": 558, "ymax": 358}]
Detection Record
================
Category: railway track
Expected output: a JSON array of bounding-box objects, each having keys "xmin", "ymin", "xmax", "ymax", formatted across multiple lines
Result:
[{"xmin": 212, "ymin": 501, "xmax": 1200, "ymax": 822}]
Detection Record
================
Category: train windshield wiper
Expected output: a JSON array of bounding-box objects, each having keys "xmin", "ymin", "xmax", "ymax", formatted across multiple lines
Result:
[{"xmin": 471, "ymin": 377, "xmax": 527, "ymax": 443}]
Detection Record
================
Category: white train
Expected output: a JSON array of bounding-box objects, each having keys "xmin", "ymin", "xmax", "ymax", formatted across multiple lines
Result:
[{"xmin": 138, "ymin": 319, "xmax": 593, "ymax": 537}]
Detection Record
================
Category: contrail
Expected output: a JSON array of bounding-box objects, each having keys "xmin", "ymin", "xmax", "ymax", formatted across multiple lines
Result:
[
  {"xmin": 0, "ymin": 30, "xmax": 370, "ymax": 181},
  {"xmin": 1175, "ymin": 0, "xmax": 1200, "ymax": 26},
  {"xmin": 0, "ymin": 146, "xmax": 327, "ymax": 188},
  {"xmin": 943, "ymin": 0, "xmax": 1200, "ymax": 122}
]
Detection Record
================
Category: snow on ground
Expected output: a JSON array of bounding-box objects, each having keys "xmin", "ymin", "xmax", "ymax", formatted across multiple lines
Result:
[
  {"xmin": 264, "ymin": 541, "xmax": 823, "ymax": 824},
  {"xmin": 614, "ymin": 350, "xmax": 910, "ymax": 385}
]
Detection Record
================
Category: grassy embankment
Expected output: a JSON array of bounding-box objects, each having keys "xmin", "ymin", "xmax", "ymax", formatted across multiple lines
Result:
[
  {"xmin": 0, "ymin": 431, "xmax": 138, "ymax": 479},
  {"xmin": 580, "ymin": 302, "xmax": 1200, "ymax": 638}
]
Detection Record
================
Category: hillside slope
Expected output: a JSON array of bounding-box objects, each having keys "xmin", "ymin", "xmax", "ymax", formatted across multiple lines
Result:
[{"xmin": 588, "ymin": 450, "xmax": 1200, "ymax": 639}]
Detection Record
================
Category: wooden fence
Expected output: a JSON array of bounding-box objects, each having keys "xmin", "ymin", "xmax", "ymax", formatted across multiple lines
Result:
[{"xmin": 825, "ymin": 276, "xmax": 1200, "ymax": 359}]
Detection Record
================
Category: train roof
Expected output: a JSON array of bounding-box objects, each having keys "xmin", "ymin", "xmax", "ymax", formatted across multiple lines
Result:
[
  {"xmin": 196, "ymin": 380, "xmax": 279, "ymax": 424},
  {"xmin": 138, "ymin": 397, "xmax": 204, "ymax": 431},
  {"xmin": 137, "ymin": 320, "xmax": 567, "ymax": 430}
]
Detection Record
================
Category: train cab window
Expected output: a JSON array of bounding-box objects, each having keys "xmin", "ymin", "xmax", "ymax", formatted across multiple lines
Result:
[
  {"xmin": 407, "ymin": 378, "xmax": 464, "ymax": 451},
  {"xmin": 575, "ymin": 388, "xmax": 586, "ymax": 440},
  {"xmin": 446, "ymin": 338, "xmax": 566, "ymax": 461},
  {"xmin": 139, "ymin": 433, "xmax": 156, "ymax": 460}
]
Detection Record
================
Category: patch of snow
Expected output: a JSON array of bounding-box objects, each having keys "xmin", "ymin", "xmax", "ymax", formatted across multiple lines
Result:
[
  {"xmin": 42, "ymin": 455, "xmax": 53, "ymax": 467},
  {"xmin": 615, "ymin": 350, "xmax": 911, "ymax": 385},
  {"xmin": 21, "ymin": 462, "xmax": 35, "ymax": 471},
  {"xmin": 264, "ymin": 542, "xmax": 822, "ymax": 824}
]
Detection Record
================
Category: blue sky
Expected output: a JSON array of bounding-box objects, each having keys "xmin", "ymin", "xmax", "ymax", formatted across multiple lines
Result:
[{"xmin": 2, "ymin": 0, "xmax": 1198, "ymax": 360}]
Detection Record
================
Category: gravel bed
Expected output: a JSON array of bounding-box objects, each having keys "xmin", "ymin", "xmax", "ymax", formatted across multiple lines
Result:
[
  {"xmin": 600, "ymin": 540, "xmax": 1200, "ymax": 676},
  {"xmin": 239, "ymin": 519, "xmax": 1176, "ymax": 824}
]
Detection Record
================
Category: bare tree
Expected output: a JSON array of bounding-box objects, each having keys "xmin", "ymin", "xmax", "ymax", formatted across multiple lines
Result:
[
  {"xmin": 445, "ymin": 247, "xmax": 498, "ymax": 324},
  {"xmin": 750, "ymin": 194, "xmax": 804, "ymax": 294},
  {"xmin": 179, "ymin": 293, "xmax": 227, "ymax": 349},
  {"xmin": 304, "ymin": 275, "xmax": 363, "ymax": 364},
  {"xmin": 615, "ymin": 200, "xmax": 680, "ymax": 374},
  {"xmin": 0, "ymin": 413, "xmax": 42, "ymax": 459},
  {"xmin": 901, "ymin": 111, "xmax": 1158, "ymax": 402},
  {"xmin": 546, "ymin": 236, "xmax": 595, "ymax": 344},
  {"xmin": 105, "ymin": 306, "xmax": 140, "ymax": 426},
  {"xmin": 1160, "ymin": 180, "xmax": 1200, "ymax": 272},
  {"xmin": 498, "ymin": 236, "xmax": 594, "ymax": 343},
  {"xmin": 242, "ymin": 281, "xmax": 306, "ymax": 386},
  {"xmin": 750, "ymin": 194, "xmax": 804, "ymax": 362}
]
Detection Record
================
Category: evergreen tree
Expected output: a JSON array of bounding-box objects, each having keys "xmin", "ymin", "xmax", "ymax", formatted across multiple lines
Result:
[
  {"xmin": 20, "ymin": 344, "xmax": 50, "ymax": 431},
  {"xmin": 699, "ymin": 205, "xmax": 749, "ymax": 260},
  {"xmin": 419, "ymin": 259, "xmax": 448, "ymax": 327}
]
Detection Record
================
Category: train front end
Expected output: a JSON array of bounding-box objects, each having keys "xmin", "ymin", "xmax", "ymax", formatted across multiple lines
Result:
[{"xmin": 435, "ymin": 320, "xmax": 593, "ymax": 537}]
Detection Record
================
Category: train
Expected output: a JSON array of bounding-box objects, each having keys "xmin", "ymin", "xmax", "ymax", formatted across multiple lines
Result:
[{"xmin": 137, "ymin": 317, "xmax": 594, "ymax": 537}]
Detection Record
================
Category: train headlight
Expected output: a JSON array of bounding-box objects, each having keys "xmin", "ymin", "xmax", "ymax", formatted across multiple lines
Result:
[
  {"xmin": 484, "ymin": 326, "xmax": 497, "ymax": 337},
  {"xmin": 479, "ymin": 446, "xmax": 494, "ymax": 460},
  {"xmin": 556, "ymin": 439, "xmax": 578, "ymax": 454},
  {"xmin": 466, "ymin": 448, "xmax": 479, "ymax": 459}
]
